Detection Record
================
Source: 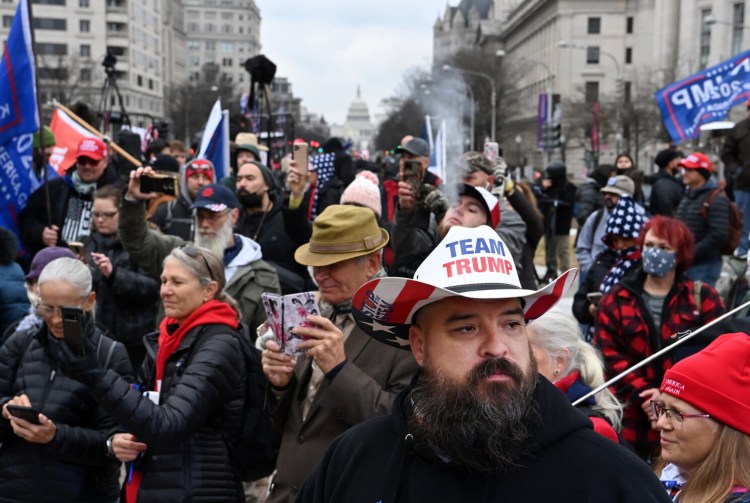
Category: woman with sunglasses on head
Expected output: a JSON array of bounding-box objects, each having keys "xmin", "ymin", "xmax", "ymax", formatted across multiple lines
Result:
[
  {"xmin": 83, "ymin": 185, "xmax": 160, "ymax": 372},
  {"xmin": 652, "ymin": 333, "xmax": 750, "ymax": 503},
  {"xmin": 0, "ymin": 257, "xmax": 133, "ymax": 502},
  {"xmin": 594, "ymin": 215, "xmax": 725, "ymax": 460},
  {"xmin": 57, "ymin": 245, "xmax": 248, "ymax": 502}
]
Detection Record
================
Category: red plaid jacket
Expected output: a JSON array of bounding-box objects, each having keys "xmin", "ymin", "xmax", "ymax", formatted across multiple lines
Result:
[{"xmin": 594, "ymin": 271, "xmax": 725, "ymax": 456}]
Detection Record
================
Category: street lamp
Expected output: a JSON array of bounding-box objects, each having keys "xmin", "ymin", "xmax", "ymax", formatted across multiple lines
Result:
[
  {"xmin": 514, "ymin": 134, "xmax": 522, "ymax": 177},
  {"xmin": 442, "ymin": 64, "xmax": 496, "ymax": 141},
  {"xmin": 559, "ymin": 40, "xmax": 623, "ymax": 151},
  {"xmin": 517, "ymin": 56, "xmax": 554, "ymax": 164}
]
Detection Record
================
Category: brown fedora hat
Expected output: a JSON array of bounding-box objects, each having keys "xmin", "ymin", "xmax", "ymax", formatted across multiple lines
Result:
[{"xmin": 295, "ymin": 205, "xmax": 389, "ymax": 267}]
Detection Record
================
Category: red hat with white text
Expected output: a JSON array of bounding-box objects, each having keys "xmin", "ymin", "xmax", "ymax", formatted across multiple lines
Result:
[
  {"xmin": 76, "ymin": 137, "xmax": 107, "ymax": 160},
  {"xmin": 352, "ymin": 225, "xmax": 577, "ymax": 350},
  {"xmin": 661, "ymin": 332, "xmax": 750, "ymax": 435},
  {"xmin": 679, "ymin": 152, "xmax": 712, "ymax": 172}
]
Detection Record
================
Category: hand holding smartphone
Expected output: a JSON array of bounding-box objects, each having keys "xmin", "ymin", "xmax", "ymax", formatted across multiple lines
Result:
[
  {"xmin": 293, "ymin": 142, "xmax": 309, "ymax": 176},
  {"xmin": 62, "ymin": 306, "xmax": 86, "ymax": 356},
  {"xmin": 6, "ymin": 404, "xmax": 41, "ymax": 425},
  {"xmin": 401, "ymin": 160, "xmax": 424, "ymax": 197},
  {"xmin": 586, "ymin": 292, "xmax": 603, "ymax": 305}
]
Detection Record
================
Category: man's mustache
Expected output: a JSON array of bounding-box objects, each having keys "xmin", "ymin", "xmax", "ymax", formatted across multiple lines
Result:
[{"xmin": 470, "ymin": 357, "xmax": 523, "ymax": 386}]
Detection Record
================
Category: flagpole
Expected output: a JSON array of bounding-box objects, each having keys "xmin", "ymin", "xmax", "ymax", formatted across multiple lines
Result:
[
  {"xmin": 53, "ymin": 100, "xmax": 142, "ymax": 168},
  {"xmin": 24, "ymin": 0, "xmax": 52, "ymax": 226}
]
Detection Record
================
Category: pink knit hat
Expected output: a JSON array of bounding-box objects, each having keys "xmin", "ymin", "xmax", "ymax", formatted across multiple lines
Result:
[{"xmin": 340, "ymin": 171, "xmax": 382, "ymax": 218}]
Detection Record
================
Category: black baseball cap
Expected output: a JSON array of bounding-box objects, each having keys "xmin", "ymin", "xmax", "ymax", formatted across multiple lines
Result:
[{"xmin": 396, "ymin": 138, "xmax": 430, "ymax": 158}]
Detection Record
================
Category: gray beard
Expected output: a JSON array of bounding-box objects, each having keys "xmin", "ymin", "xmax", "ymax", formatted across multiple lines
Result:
[
  {"xmin": 194, "ymin": 218, "xmax": 233, "ymax": 260},
  {"xmin": 408, "ymin": 356, "xmax": 540, "ymax": 473}
]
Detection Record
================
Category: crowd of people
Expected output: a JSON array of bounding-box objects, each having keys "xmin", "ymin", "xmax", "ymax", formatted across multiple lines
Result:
[{"xmin": 0, "ymin": 120, "xmax": 748, "ymax": 503}]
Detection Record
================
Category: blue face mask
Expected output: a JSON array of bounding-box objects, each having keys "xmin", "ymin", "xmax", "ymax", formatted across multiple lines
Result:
[{"xmin": 642, "ymin": 247, "xmax": 677, "ymax": 277}]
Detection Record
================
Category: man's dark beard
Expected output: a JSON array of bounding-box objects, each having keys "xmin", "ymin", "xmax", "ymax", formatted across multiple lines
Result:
[
  {"xmin": 238, "ymin": 190, "xmax": 264, "ymax": 209},
  {"xmin": 408, "ymin": 356, "xmax": 539, "ymax": 473}
]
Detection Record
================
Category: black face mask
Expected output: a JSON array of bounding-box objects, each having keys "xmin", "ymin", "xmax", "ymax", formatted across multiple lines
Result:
[{"xmin": 239, "ymin": 191, "xmax": 264, "ymax": 209}]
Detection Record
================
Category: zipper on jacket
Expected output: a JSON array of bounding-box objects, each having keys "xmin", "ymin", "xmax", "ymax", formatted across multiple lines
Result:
[{"xmin": 38, "ymin": 369, "xmax": 56, "ymax": 412}]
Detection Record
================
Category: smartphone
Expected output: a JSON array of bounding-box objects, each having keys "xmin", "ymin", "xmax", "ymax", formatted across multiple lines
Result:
[
  {"xmin": 140, "ymin": 172, "xmax": 179, "ymax": 196},
  {"xmin": 61, "ymin": 306, "xmax": 86, "ymax": 357},
  {"xmin": 68, "ymin": 241, "xmax": 85, "ymax": 259},
  {"xmin": 484, "ymin": 141, "xmax": 499, "ymax": 163},
  {"xmin": 7, "ymin": 404, "xmax": 41, "ymax": 425},
  {"xmin": 293, "ymin": 142, "xmax": 309, "ymax": 176},
  {"xmin": 586, "ymin": 292, "xmax": 603, "ymax": 305},
  {"xmin": 401, "ymin": 159, "xmax": 424, "ymax": 197}
]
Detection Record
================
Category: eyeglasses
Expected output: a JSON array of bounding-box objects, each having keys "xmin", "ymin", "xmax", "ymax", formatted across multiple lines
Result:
[
  {"xmin": 181, "ymin": 245, "xmax": 215, "ymax": 282},
  {"xmin": 37, "ymin": 302, "xmax": 85, "ymax": 318},
  {"xmin": 92, "ymin": 210, "xmax": 118, "ymax": 219},
  {"xmin": 77, "ymin": 157, "xmax": 100, "ymax": 166},
  {"xmin": 651, "ymin": 401, "xmax": 711, "ymax": 425}
]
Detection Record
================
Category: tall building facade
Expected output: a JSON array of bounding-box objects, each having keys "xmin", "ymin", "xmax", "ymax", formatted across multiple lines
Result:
[
  {"xmin": 183, "ymin": 0, "xmax": 261, "ymax": 89},
  {"xmin": 434, "ymin": 0, "xmax": 750, "ymax": 175},
  {"xmin": 0, "ymin": 0, "xmax": 178, "ymax": 125}
]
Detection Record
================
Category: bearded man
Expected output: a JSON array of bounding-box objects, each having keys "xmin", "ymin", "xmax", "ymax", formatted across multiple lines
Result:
[
  {"xmin": 296, "ymin": 225, "xmax": 671, "ymax": 502},
  {"xmin": 119, "ymin": 168, "xmax": 280, "ymax": 333}
]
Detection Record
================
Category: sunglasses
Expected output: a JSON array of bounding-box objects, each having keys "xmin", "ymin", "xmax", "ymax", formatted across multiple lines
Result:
[{"xmin": 181, "ymin": 245, "xmax": 215, "ymax": 282}]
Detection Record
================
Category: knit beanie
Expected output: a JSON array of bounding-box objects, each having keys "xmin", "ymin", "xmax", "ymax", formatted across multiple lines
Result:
[
  {"xmin": 340, "ymin": 171, "xmax": 382, "ymax": 217},
  {"xmin": 602, "ymin": 195, "xmax": 647, "ymax": 246},
  {"xmin": 661, "ymin": 332, "xmax": 750, "ymax": 435}
]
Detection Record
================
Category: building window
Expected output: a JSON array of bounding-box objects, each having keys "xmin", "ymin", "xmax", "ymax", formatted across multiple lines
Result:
[
  {"xmin": 586, "ymin": 46, "xmax": 600, "ymax": 64},
  {"xmin": 38, "ymin": 67, "xmax": 68, "ymax": 80},
  {"xmin": 137, "ymin": 74, "xmax": 143, "ymax": 86},
  {"xmin": 222, "ymin": 24, "xmax": 231, "ymax": 33},
  {"xmin": 222, "ymin": 57, "xmax": 233, "ymax": 67},
  {"xmin": 186, "ymin": 10, "xmax": 198, "ymax": 19},
  {"xmin": 625, "ymin": 47, "xmax": 633, "ymax": 64},
  {"xmin": 732, "ymin": 3, "xmax": 745, "ymax": 56},
  {"xmin": 79, "ymin": 0, "xmax": 89, "ymax": 6},
  {"xmin": 205, "ymin": 23, "xmax": 215, "ymax": 33},
  {"xmin": 37, "ymin": 42, "xmax": 67, "ymax": 55},
  {"xmin": 187, "ymin": 41, "xmax": 200, "ymax": 51},
  {"xmin": 205, "ymin": 41, "xmax": 216, "ymax": 50},
  {"xmin": 148, "ymin": 78, "xmax": 154, "ymax": 90},
  {"xmin": 626, "ymin": 16, "xmax": 634, "ymax": 34},
  {"xmin": 33, "ymin": 17, "xmax": 66, "ymax": 30},
  {"xmin": 187, "ymin": 22, "xmax": 199, "ymax": 31},
  {"xmin": 587, "ymin": 17, "xmax": 601, "ymax": 34},
  {"xmin": 205, "ymin": 11, "xmax": 216, "ymax": 19},
  {"xmin": 585, "ymin": 81, "xmax": 599, "ymax": 104},
  {"xmin": 2, "ymin": 15, "xmax": 13, "ymax": 28},
  {"xmin": 33, "ymin": 0, "xmax": 65, "ymax": 4},
  {"xmin": 79, "ymin": 68, "xmax": 91, "ymax": 81},
  {"xmin": 624, "ymin": 81, "xmax": 632, "ymax": 103},
  {"xmin": 700, "ymin": 9, "xmax": 712, "ymax": 69},
  {"xmin": 79, "ymin": 19, "xmax": 90, "ymax": 32},
  {"xmin": 80, "ymin": 44, "xmax": 90, "ymax": 57}
]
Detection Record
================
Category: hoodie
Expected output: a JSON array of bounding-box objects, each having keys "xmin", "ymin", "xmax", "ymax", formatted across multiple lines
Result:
[
  {"xmin": 297, "ymin": 376, "xmax": 670, "ymax": 503},
  {"xmin": 225, "ymin": 233, "xmax": 263, "ymax": 284}
]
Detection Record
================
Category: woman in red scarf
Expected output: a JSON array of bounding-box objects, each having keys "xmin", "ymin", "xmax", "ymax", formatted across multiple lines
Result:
[{"xmin": 59, "ymin": 245, "xmax": 247, "ymax": 502}]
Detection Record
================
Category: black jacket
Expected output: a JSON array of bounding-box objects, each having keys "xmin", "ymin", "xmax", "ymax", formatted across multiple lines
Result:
[
  {"xmin": 649, "ymin": 171, "xmax": 683, "ymax": 217},
  {"xmin": 297, "ymin": 376, "xmax": 670, "ymax": 503},
  {"xmin": 236, "ymin": 201, "xmax": 313, "ymax": 293},
  {"xmin": 0, "ymin": 322, "xmax": 132, "ymax": 503},
  {"xmin": 675, "ymin": 180, "xmax": 730, "ymax": 261},
  {"xmin": 538, "ymin": 179, "xmax": 577, "ymax": 236},
  {"xmin": 572, "ymin": 249, "xmax": 619, "ymax": 325},
  {"xmin": 721, "ymin": 116, "xmax": 750, "ymax": 191},
  {"xmin": 150, "ymin": 194, "xmax": 194, "ymax": 241},
  {"xmin": 19, "ymin": 165, "xmax": 120, "ymax": 256},
  {"xmin": 86, "ymin": 324, "xmax": 246, "ymax": 502},
  {"xmin": 82, "ymin": 232, "xmax": 160, "ymax": 348}
]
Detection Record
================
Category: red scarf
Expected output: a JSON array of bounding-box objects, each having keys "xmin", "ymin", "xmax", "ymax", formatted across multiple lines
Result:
[{"xmin": 126, "ymin": 299, "xmax": 238, "ymax": 503}]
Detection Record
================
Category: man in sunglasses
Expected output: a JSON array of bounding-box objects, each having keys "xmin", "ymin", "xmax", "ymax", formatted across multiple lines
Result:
[
  {"xmin": 20, "ymin": 137, "xmax": 119, "ymax": 256},
  {"xmin": 119, "ymin": 167, "xmax": 281, "ymax": 334}
]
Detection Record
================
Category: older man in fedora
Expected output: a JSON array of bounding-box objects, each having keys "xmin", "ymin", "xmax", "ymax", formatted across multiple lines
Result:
[
  {"xmin": 261, "ymin": 205, "xmax": 418, "ymax": 503},
  {"xmin": 296, "ymin": 225, "xmax": 671, "ymax": 502}
]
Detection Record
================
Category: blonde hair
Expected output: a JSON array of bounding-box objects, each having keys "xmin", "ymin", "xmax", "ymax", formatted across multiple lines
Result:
[
  {"xmin": 678, "ymin": 426, "xmax": 750, "ymax": 503},
  {"xmin": 527, "ymin": 308, "xmax": 623, "ymax": 430},
  {"xmin": 166, "ymin": 246, "xmax": 241, "ymax": 319}
]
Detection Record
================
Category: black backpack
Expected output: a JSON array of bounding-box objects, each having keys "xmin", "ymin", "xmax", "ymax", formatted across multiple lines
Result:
[{"xmin": 177, "ymin": 323, "xmax": 280, "ymax": 481}]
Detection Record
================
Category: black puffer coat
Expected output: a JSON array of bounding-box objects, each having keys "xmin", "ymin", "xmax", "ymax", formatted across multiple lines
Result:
[
  {"xmin": 0, "ymin": 322, "xmax": 132, "ymax": 503},
  {"xmin": 87, "ymin": 324, "xmax": 246, "ymax": 502},
  {"xmin": 83, "ymin": 232, "xmax": 160, "ymax": 355}
]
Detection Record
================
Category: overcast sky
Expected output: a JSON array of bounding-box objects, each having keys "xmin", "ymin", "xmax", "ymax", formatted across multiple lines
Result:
[{"xmin": 256, "ymin": 1, "xmax": 447, "ymax": 125}]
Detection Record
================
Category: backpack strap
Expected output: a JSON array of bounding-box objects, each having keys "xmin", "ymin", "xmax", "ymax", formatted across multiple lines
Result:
[
  {"xmin": 102, "ymin": 338, "xmax": 117, "ymax": 370},
  {"xmin": 700, "ymin": 189, "xmax": 722, "ymax": 220}
]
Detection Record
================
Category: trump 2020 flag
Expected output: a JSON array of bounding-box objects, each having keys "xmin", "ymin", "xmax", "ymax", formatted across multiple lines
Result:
[
  {"xmin": 655, "ymin": 49, "xmax": 750, "ymax": 143},
  {"xmin": 198, "ymin": 100, "xmax": 229, "ymax": 180},
  {"xmin": 0, "ymin": 0, "xmax": 39, "ymax": 250},
  {"xmin": 49, "ymin": 105, "xmax": 98, "ymax": 175}
]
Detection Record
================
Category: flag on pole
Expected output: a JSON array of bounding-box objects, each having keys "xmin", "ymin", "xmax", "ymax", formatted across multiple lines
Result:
[
  {"xmin": 49, "ymin": 105, "xmax": 98, "ymax": 174},
  {"xmin": 420, "ymin": 115, "xmax": 434, "ymax": 151},
  {"xmin": 0, "ymin": 0, "xmax": 39, "ymax": 248},
  {"xmin": 198, "ymin": 100, "xmax": 230, "ymax": 180}
]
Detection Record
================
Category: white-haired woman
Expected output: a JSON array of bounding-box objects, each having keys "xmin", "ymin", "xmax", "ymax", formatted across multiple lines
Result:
[
  {"xmin": 527, "ymin": 308, "xmax": 623, "ymax": 443},
  {"xmin": 57, "ymin": 246, "xmax": 247, "ymax": 502},
  {"xmin": 0, "ymin": 257, "xmax": 132, "ymax": 502}
]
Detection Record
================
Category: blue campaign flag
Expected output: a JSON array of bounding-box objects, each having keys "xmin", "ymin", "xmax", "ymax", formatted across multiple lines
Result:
[
  {"xmin": 0, "ymin": 0, "xmax": 39, "ymax": 254},
  {"xmin": 198, "ymin": 100, "xmax": 229, "ymax": 180},
  {"xmin": 0, "ymin": 0, "xmax": 39, "ymax": 146},
  {"xmin": 655, "ymin": 49, "xmax": 750, "ymax": 144}
]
